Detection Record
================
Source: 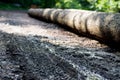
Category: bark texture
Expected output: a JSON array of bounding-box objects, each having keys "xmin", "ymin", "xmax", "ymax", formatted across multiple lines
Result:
[{"xmin": 28, "ymin": 8, "xmax": 120, "ymax": 46}]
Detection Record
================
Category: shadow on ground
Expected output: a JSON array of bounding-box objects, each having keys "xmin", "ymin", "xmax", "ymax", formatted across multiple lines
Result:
[{"xmin": 0, "ymin": 31, "xmax": 120, "ymax": 80}]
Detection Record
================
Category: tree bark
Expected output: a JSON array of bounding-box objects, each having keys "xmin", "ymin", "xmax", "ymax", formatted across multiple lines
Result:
[{"xmin": 28, "ymin": 8, "xmax": 120, "ymax": 46}]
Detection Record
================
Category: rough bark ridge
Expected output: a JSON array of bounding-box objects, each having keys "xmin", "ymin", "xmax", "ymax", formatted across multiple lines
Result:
[{"xmin": 28, "ymin": 8, "xmax": 120, "ymax": 46}]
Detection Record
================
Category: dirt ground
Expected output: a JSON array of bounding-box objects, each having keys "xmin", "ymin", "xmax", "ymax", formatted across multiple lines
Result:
[{"xmin": 0, "ymin": 10, "xmax": 120, "ymax": 80}]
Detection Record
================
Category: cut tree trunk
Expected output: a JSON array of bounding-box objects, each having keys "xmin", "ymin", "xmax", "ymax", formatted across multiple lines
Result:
[{"xmin": 28, "ymin": 8, "xmax": 120, "ymax": 47}]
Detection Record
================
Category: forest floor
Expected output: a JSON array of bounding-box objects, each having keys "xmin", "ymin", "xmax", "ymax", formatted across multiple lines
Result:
[{"xmin": 0, "ymin": 10, "xmax": 120, "ymax": 80}]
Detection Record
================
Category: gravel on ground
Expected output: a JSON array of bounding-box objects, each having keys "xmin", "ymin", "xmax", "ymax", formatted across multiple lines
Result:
[{"xmin": 0, "ymin": 10, "xmax": 120, "ymax": 80}]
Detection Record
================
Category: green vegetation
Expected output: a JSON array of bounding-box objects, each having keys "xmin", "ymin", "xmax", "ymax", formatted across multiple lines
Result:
[
  {"xmin": 0, "ymin": 0, "xmax": 120, "ymax": 12},
  {"xmin": 0, "ymin": 2, "xmax": 25, "ymax": 10},
  {"xmin": 88, "ymin": 0, "xmax": 120, "ymax": 12}
]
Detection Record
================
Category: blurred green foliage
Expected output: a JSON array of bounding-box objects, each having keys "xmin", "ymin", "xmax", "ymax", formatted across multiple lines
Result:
[
  {"xmin": 0, "ymin": 2, "xmax": 24, "ymax": 10},
  {"xmin": 0, "ymin": 0, "xmax": 120, "ymax": 12},
  {"xmin": 54, "ymin": 0, "xmax": 81, "ymax": 9},
  {"xmin": 88, "ymin": 0, "xmax": 120, "ymax": 12}
]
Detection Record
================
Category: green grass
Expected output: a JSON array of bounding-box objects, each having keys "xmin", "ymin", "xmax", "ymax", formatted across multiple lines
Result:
[{"xmin": 0, "ymin": 2, "xmax": 27, "ymax": 10}]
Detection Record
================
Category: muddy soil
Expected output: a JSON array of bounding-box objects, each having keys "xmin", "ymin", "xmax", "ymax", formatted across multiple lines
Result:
[{"xmin": 0, "ymin": 10, "xmax": 120, "ymax": 80}]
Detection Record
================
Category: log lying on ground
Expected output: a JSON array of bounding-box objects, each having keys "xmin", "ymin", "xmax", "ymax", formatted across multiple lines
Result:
[{"xmin": 28, "ymin": 8, "xmax": 120, "ymax": 46}]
